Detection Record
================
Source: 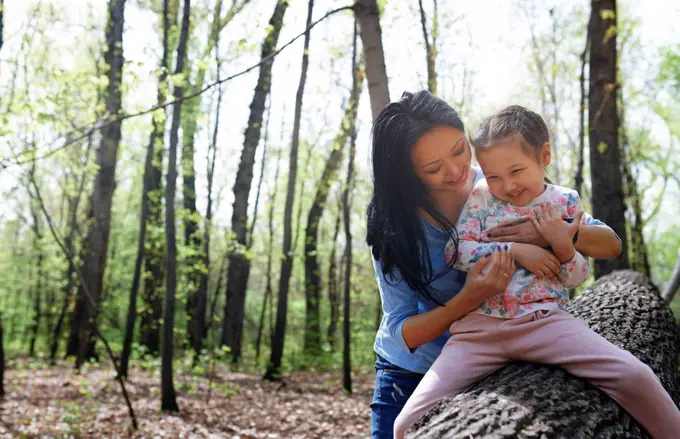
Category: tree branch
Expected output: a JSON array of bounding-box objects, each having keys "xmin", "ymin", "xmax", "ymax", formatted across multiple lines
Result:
[{"xmin": 1, "ymin": 4, "xmax": 356, "ymax": 170}]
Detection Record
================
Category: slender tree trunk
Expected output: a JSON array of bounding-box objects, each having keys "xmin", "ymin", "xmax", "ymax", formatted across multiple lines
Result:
[
  {"xmin": 71, "ymin": 0, "xmax": 127, "ymax": 369},
  {"xmin": 304, "ymin": 56, "xmax": 364, "ymax": 356},
  {"xmin": 327, "ymin": 202, "xmax": 342, "ymax": 351},
  {"xmin": 28, "ymin": 188, "xmax": 43, "ymax": 358},
  {"xmin": 417, "ymin": 0, "xmax": 436, "ymax": 94},
  {"xmin": 588, "ymin": 0, "xmax": 628, "ymax": 278},
  {"xmin": 253, "ymin": 107, "xmax": 273, "ymax": 362},
  {"xmin": 192, "ymin": 0, "xmax": 226, "ymax": 357},
  {"xmin": 575, "ymin": 15, "xmax": 592, "ymax": 195},
  {"xmin": 161, "ymin": 0, "xmax": 191, "ymax": 413},
  {"xmin": 263, "ymin": 0, "xmax": 314, "ymax": 382},
  {"xmin": 247, "ymin": 100, "xmax": 271, "ymax": 250},
  {"xmin": 0, "ymin": 314, "xmax": 4, "ymax": 397},
  {"xmin": 662, "ymin": 249, "xmax": 680, "ymax": 303},
  {"xmin": 222, "ymin": 0, "xmax": 289, "ymax": 363},
  {"xmin": 120, "ymin": 0, "xmax": 170, "ymax": 378},
  {"xmin": 51, "ymin": 134, "xmax": 94, "ymax": 363},
  {"xmin": 255, "ymin": 141, "xmax": 282, "ymax": 361},
  {"xmin": 342, "ymin": 20, "xmax": 359, "ymax": 395},
  {"xmin": 205, "ymin": 251, "xmax": 227, "ymax": 335},
  {"xmin": 140, "ymin": 1, "xmax": 180, "ymax": 357},
  {"xmin": 356, "ymin": 0, "xmax": 390, "ymax": 120},
  {"xmin": 184, "ymin": 1, "xmax": 249, "ymax": 347}
]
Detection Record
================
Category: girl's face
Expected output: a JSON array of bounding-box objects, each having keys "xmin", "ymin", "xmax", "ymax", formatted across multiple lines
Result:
[
  {"xmin": 475, "ymin": 138, "xmax": 551, "ymax": 207},
  {"xmin": 410, "ymin": 126, "xmax": 472, "ymax": 196}
]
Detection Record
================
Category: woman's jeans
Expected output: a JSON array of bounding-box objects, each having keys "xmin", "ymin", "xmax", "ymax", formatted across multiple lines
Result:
[{"xmin": 370, "ymin": 355, "xmax": 424, "ymax": 438}]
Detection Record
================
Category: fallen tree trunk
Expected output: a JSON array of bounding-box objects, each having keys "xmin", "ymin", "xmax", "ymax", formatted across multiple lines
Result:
[{"xmin": 409, "ymin": 270, "xmax": 680, "ymax": 438}]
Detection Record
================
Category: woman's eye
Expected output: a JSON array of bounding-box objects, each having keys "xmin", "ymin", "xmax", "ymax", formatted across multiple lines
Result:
[
  {"xmin": 511, "ymin": 169, "xmax": 522, "ymax": 175},
  {"xmin": 425, "ymin": 167, "xmax": 441, "ymax": 174},
  {"xmin": 453, "ymin": 145, "xmax": 465, "ymax": 156}
]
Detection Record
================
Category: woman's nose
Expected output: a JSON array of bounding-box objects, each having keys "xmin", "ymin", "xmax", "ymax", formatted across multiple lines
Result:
[{"xmin": 445, "ymin": 161, "xmax": 460, "ymax": 178}]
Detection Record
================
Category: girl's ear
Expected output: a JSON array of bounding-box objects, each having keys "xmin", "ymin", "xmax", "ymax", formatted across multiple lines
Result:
[{"xmin": 541, "ymin": 142, "xmax": 552, "ymax": 167}]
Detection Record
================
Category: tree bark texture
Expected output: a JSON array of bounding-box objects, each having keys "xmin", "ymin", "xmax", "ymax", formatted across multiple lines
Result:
[
  {"xmin": 304, "ymin": 57, "xmax": 364, "ymax": 356},
  {"xmin": 70, "ymin": 0, "xmax": 126, "ymax": 368},
  {"xmin": 409, "ymin": 270, "xmax": 680, "ymax": 438},
  {"xmin": 121, "ymin": 0, "xmax": 170, "ymax": 378},
  {"xmin": 264, "ymin": 0, "xmax": 313, "ymax": 381},
  {"xmin": 355, "ymin": 0, "xmax": 390, "ymax": 120},
  {"xmin": 588, "ymin": 0, "xmax": 629, "ymax": 277},
  {"xmin": 222, "ymin": 0, "xmax": 289, "ymax": 363},
  {"xmin": 161, "ymin": 0, "xmax": 191, "ymax": 413}
]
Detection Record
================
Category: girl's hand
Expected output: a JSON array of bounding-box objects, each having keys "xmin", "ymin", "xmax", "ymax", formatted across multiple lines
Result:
[
  {"xmin": 485, "ymin": 218, "xmax": 550, "ymax": 248},
  {"xmin": 531, "ymin": 205, "xmax": 582, "ymax": 263},
  {"xmin": 512, "ymin": 243, "xmax": 561, "ymax": 279},
  {"xmin": 457, "ymin": 248, "xmax": 515, "ymax": 306}
]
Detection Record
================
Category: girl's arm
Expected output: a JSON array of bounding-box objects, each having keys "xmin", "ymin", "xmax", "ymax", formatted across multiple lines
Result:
[{"xmin": 450, "ymin": 184, "xmax": 511, "ymax": 270}]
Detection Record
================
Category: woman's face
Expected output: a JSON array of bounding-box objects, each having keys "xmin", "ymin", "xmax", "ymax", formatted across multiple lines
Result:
[{"xmin": 410, "ymin": 126, "xmax": 472, "ymax": 196}]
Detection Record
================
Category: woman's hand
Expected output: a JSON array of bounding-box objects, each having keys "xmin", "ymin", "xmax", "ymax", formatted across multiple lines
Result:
[
  {"xmin": 511, "ymin": 242, "xmax": 561, "ymax": 279},
  {"xmin": 455, "ymin": 248, "xmax": 515, "ymax": 308},
  {"xmin": 485, "ymin": 217, "xmax": 550, "ymax": 248}
]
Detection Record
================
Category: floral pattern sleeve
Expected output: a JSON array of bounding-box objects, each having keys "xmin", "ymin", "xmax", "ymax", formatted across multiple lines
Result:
[{"xmin": 445, "ymin": 183, "xmax": 509, "ymax": 271}]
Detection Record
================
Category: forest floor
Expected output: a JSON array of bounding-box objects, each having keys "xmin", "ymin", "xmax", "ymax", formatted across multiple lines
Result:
[{"xmin": 0, "ymin": 359, "xmax": 374, "ymax": 438}]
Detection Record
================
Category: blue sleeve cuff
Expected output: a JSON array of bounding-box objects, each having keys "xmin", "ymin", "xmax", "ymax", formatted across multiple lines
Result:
[{"xmin": 390, "ymin": 316, "xmax": 415, "ymax": 354}]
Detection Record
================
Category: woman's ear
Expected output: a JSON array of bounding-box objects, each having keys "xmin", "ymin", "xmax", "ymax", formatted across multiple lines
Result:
[{"xmin": 541, "ymin": 142, "xmax": 552, "ymax": 167}]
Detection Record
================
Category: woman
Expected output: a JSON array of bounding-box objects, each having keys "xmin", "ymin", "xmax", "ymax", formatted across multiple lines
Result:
[{"xmin": 366, "ymin": 91, "xmax": 622, "ymax": 438}]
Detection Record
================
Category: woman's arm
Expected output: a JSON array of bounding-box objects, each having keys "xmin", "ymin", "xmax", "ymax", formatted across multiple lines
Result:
[
  {"xmin": 575, "ymin": 225, "xmax": 622, "ymax": 259},
  {"xmin": 486, "ymin": 218, "xmax": 622, "ymax": 259},
  {"xmin": 401, "ymin": 250, "xmax": 514, "ymax": 350}
]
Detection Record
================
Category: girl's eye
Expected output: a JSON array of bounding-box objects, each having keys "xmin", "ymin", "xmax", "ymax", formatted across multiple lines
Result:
[
  {"xmin": 511, "ymin": 169, "xmax": 522, "ymax": 175},
  {"xmin": 425, "ymin": 167, "xmax": 441, "ymax": 174},
  {"xmin": 486, "ymin": 176, "xmax": 498, "ymax": 180}
]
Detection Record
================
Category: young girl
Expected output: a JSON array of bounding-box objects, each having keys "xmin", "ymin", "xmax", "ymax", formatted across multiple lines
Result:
[{"xmin": 393, "ymin": 105, "xmax": 680, "ymax": 439}]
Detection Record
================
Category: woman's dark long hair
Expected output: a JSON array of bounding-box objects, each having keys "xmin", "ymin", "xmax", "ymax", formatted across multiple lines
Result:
[{"xmin": 366, "ymin": 90, "xmax": 466, "ymax": 304}]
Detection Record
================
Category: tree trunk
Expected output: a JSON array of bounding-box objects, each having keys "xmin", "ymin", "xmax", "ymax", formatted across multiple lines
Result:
[
  {"xmin": 662, "ymin": 249, "xmax": 680, "ymax": 303},
  {"xmin": 161, "ymin": 0, "xmax": 191, "ymax": 414},
  {"xmin": 264, "ymin": 0, "xmax": 314, "ymax": 382},
  {"xmin": 205, "ymin": 251, "xmax": 227, "ymax": 335},
  {"xmin": 409, "ymin": 270, "xmax": 680, "ymax": 438},
  {"xmin": 254, "ymin": 108, "xmax": 275, "ymax": 363},
  {"xmin": 27, "ymin": 156, "xmax": 43, "ymax": 358},
  {"xmin": 51, "ymin": 134, "xmax": 94, "ymax": 363},
  {"xmin": 355, "ymin": 0, "xmax": 390, "ymax": 120},
  {"xmin": 184, "ymin": 0, "xmax": 248, "ymax": 349},
  {"xmin": 588, "ymin": 0, "xmax": 628, "ymax": 278},
  {"xmin": 28, "ymin": 200, "xmax": 43, "ymax": 359},
  {"xmin": 139, "ymin": 0, "xmax": 180, "ymax": 358},
  {"xmin": 120, "ymin": 0, "xmax": 170, "ymax": 378},
  {"xmin": 0, "ymin": 314, "xmax": 4, "ymax": 397},
  {"xmin": 247, "ymin": 99, "xmax": 271, "ymax": 251},
  {"xmin": 327, "ymin": 203, "xmax": 342, "ymax": 351},
  {"xmin": 222, "ymin": 0, "xmax": 289, "ymax": 364},
  {"xmin": 191, "ymin": 0, "xmax": 227, "ymax": 358},
  {"xmin": 304, "ymin": 54, "xmax": 364, "ymax": 357},
  {"xmin": 70, "ymin": 0, "xmax": 127, "ymax": 369},
  {"xmin": 417, "ymin": 0, "xmax": 436, "ymax": 94},
  {"xmin": 342, "ymin": 20, "xmax": 359, "ymax": 395}
]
